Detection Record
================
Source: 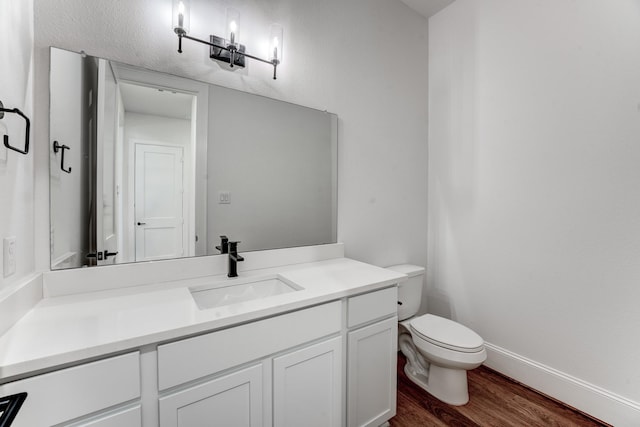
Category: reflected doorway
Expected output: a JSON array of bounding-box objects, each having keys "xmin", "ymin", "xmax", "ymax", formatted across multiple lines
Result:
[{"xmin": 118, "ymin": 82, "xmax": 195, "ymax": 263}]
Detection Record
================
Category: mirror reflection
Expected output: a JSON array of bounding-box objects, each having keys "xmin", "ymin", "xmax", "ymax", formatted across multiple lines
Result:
[{"xmin": 49, "ymin": 47, "xmax": 337, "ymax": 270}]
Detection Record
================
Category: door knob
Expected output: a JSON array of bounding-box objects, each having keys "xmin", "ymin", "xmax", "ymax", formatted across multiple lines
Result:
[{"xmin": 137, "ymin": 222, "xmax": 146, "ymax": 226}]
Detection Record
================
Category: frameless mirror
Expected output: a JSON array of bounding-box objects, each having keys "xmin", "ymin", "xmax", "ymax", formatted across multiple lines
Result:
[{"xmin": 49, "ymin": 47, "xmax": 337, "ymax": 270}]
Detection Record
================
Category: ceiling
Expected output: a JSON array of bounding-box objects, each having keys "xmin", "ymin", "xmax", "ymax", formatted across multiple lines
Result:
[
  {"xmin": 119, "ymin": 82, "xmax": 193, "ymax": 120},
  {"xmin": 398, "ymin": 0, "xmax": 455, "ymax": 18}
]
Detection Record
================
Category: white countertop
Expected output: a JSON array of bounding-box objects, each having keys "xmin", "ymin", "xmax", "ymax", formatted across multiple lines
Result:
[{"xmin": 0, "ymin": 258, "xmax": 406, "ymax": 381}]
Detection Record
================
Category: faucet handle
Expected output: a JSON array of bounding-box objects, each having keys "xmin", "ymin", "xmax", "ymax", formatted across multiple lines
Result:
[
  {"xmin": 216, "ymin": 235, "xmax": 230, "ymax": 254},
  {"xmin": 227, "ymin": 241, "xmax": 244, "ymax": 278}
]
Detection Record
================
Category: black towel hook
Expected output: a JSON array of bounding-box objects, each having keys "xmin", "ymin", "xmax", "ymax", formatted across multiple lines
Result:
[
  {"xmin": 0, "ymin": 100, "xmax": 30, "ymax": 155},
  {"xmin": 53, "ymin": 141, "xmax": 72, "ymax": 173}
]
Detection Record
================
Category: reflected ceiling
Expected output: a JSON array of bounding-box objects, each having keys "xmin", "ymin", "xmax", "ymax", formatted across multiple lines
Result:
[{"xmin": 399, "ymin": 0, "xmax": 455, "ymax": 18}]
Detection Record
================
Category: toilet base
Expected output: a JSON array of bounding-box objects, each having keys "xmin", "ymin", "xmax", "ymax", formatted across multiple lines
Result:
[{"xmin": 403, "ymin": 360, "xmax": 470, "ymax": 406}]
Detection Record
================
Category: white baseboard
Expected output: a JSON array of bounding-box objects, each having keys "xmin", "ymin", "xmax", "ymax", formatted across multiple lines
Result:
[{"xmin": 484, "ymin": 342, "xmax": 640, "ymax": 426}]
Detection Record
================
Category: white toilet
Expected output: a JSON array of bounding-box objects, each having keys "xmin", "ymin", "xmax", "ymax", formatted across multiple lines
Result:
[{"xmin": 387, "ymin": 264, "xmax": 487, "ymax": 406}]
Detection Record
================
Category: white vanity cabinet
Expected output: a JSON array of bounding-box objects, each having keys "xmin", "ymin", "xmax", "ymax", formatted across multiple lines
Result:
[
  {"xmin": 0, "ymin": 264, "xmax": 402, "ymax": 427},
  {"xmin": 157, "ymin": 301, "xmax": 343, "ymax": 427},
  {"xmin": 158, "ymin": 336, "xmax": 343, "ymax": 427},
  {"xmin": 156, "ymin": 288, "xmax": 399, "ymax": 427},
  {"xmin": 273, "ymin": 336, "xmax": 342, "ymax": 427},
  {"xmin": 0, "ymin": 352, "xmax": 141, "ymax": 427},
  {"xmin": 346, "ymin": 287, "xmax": 398, "ymax": 427}
]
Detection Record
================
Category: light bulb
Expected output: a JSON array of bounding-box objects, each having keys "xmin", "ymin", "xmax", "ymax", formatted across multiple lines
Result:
[
  {"xmin": 226, "ymin": 8, "xmax": 241, "ymax": 46},
  {"xmin": 178, "ymin": 1, "xmax": 185, "ymax": 28},
  {"xmin": 272, "ymin": 37, "xmax": 279, "ymax": 60},
  {"xmin": 230, "ymin": 21, "xmax": 238, "ymax": 44},
  {"xmin": 173, "ymin": 0, "xmax": 190, "ymax": 34},
  {"xmin": 268, "ymin": 24, "xmax": 283, "ymax": 63}
]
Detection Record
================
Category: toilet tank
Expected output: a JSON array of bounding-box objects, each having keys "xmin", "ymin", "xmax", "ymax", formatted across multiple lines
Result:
[{"xmin": 387, "ymin": 264, "xmax": 425, "ymax": 321}]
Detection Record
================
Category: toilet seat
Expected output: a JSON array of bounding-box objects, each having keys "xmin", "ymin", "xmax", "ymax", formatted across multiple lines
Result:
[{"xmin": 410, "ymin": 314, "xmax": 484, "ymax": 353}]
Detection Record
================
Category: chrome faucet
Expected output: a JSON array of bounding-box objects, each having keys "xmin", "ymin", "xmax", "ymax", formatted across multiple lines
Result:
[{"xmin": 228, "ymin": 241, "xmax": 244, "ymax": 278}]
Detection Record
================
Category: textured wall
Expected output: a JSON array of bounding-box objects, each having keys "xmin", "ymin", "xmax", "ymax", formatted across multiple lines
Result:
[
  {"xmin": 0, "ymin": 0, "xmax": 35, "ymax": 288},
  {"xmin": 429, "ymin": 0, "xmax": 640, "ymax": 420},
  {"xmin": 33, "ymin": 0, "xmax": 429, "ymax": 275}
]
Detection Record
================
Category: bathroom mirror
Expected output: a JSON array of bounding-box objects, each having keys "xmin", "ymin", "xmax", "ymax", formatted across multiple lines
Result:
[{"xmin": 49, "ymin": 47, "xmax": 337, "ymax": 270}]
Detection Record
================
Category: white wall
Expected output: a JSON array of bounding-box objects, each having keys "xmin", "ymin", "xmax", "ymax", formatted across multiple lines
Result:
[
  {"xmin": 429, "ymin": 0, "xmax": 640, "ymax": 423},
  {"xmin": 33, "ymin": 0, "xmax": 430, "ymax": 272},
  {"xmin": 0, "ymin": 0, "xmax": 35, "ymax": 288}
]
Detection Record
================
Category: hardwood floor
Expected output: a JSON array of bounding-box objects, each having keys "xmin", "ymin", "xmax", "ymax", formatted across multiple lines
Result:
[{"xmin": 390, "ymin": 354, "xmax": 609, "ymax": 427}]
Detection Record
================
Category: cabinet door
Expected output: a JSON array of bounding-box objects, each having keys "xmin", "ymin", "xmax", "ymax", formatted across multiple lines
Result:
[
  {"xmin": 159, "ymin": 364, "xmax": 262, "ymax": 427},
  {"xmin": 347, "ymin": 317, "xmax": 398, "ymax": 427},
  {"xmin": 273, "ymin": 337, "xmax": 342, "ymax": 427}
]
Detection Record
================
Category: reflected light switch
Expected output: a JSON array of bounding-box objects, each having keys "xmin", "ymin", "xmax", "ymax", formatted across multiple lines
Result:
[{"xmin": 219, "ymin": 191, "xmax": 231, "ymax": 204}]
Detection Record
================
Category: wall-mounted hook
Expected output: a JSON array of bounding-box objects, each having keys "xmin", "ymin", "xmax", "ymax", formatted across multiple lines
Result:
[
  {"xmin": 53, "ymin": 141, "xmax": 72, "ymax": 173},
  {"xmin": 0, "ymin": 100, "xmax": 30, "ymax": 155}
]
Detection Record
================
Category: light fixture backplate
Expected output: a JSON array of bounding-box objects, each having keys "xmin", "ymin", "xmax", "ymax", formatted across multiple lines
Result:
[{"xmin": 209, "ymin": 35, "xmax": 246, "ymax": 68}]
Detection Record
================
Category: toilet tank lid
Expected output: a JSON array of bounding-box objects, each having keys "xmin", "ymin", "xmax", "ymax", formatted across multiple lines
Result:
[{"xmin": 386, "ymin": 264, "xmax": 425, "ymax": 278}]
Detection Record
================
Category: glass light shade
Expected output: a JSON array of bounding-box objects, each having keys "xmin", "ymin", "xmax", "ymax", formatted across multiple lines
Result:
[
  {"xmin": 172, "ymin": 0, "xmax": 190, "ymax": 34},
  {"xmin": 226, "ymin": 8, "xmax": 241, "ymax": 47},
  {"xmin": 268, "ymin": 24, "xmax": 284, "ymax": 63}
]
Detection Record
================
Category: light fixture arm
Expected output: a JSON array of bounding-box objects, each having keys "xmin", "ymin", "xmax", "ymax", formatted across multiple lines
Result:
[{"xmin": 176, "ymin": 32, "xmax": 280, "ymax": 80}]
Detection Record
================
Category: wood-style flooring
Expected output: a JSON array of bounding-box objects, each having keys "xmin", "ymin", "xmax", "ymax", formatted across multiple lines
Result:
[{"xmin": 390, "ymin": 354, "xmax": 610, "ymax": 427}]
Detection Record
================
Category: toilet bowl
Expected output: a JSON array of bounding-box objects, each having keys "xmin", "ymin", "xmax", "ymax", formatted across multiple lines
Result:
[{"xmin": 388, "ymin": 265, "xmax": 486, "ymax": 406}]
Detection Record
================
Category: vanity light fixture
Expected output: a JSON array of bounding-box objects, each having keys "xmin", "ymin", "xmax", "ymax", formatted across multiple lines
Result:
[{"xmin": 172, "ymin": 0, "xmax": 283, "ymax": 80}]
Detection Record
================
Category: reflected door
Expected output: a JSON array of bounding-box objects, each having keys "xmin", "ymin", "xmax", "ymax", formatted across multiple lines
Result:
[
  {"xmin": 135, "ymin": 143, "xmax": 185, "ymax": 261},
  {"xmin": 49, "ymin": 48, "xmax": 87, "ymax": 269}
]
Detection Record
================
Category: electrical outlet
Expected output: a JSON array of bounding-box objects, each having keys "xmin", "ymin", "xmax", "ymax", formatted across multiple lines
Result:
[{"xmin": 3, "ymin": 237, "xmax": 16, "ymax": 278}]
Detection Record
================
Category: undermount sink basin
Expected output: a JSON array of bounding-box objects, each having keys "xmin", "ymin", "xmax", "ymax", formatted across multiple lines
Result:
[{"xmin": 190, "ymin": 276, "xmax": 301, "ymax": 310}]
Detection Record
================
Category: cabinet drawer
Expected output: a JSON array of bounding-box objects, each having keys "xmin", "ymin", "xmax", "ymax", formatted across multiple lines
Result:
[
  {"xmin": 0, "ymin": 352, "xmax": 140, "ymax": 427},
  {"xmin": 347, "ymin": 287, "xmax": 397, "ymax": 328},
  {"xmin": 158, "ymin": 301, "xmax": 342, "ymax": 390},
  {"xmin": 70, "ymin": 405, "xmax": 141, "ymax": 427}
]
